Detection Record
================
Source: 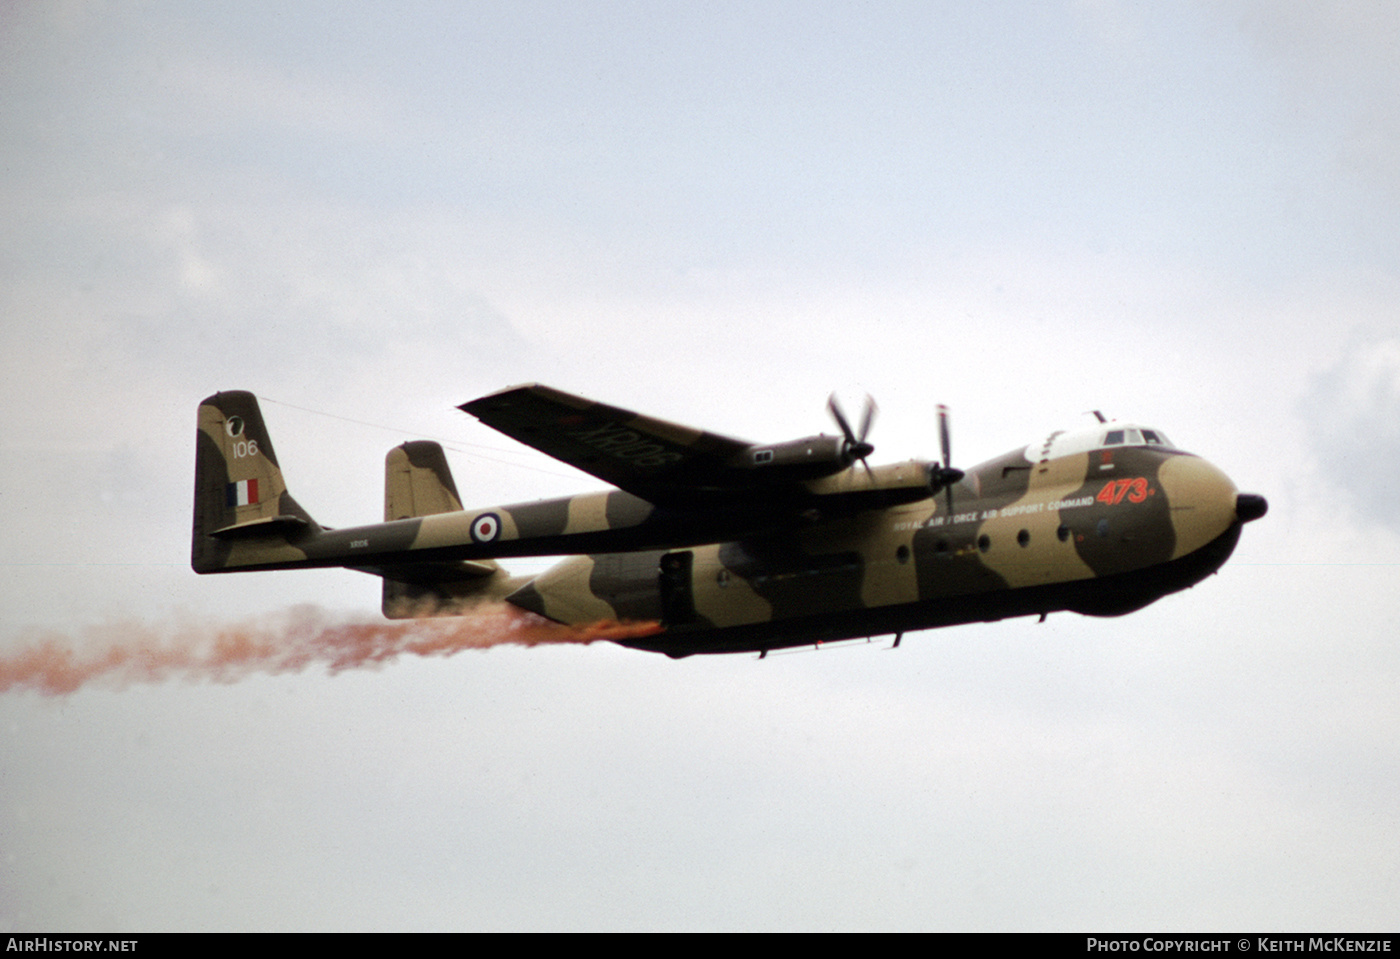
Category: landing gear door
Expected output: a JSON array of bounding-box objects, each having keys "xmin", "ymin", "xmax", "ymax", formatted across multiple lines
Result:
[{"xmin": 659, "ymin": 551, "xmax": 695, "ymax": 625}]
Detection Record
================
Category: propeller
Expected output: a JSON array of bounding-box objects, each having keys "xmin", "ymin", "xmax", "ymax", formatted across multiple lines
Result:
[
  {"xmin": 827, "ymin": 393, "xmax": 878, "ymax": 476},
  {"xmin": 931, "ymin": 403, "xmax": 964, "ymax": 512}
]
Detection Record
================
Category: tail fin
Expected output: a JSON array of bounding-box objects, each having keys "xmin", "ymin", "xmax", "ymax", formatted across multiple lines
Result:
[
  {"xmin": 379, "ymin": 441, "xmax": 509, "ymax": 618},
  {"xmin": 192, "ymin": 391, "xmax": 319, "ymax": 573},
  {"xmin": 384, "ymin": 440, "xmax": 465, "ymax": 520}
]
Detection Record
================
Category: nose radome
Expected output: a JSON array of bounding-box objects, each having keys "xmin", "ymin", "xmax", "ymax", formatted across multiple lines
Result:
[{"xmin": 1157, "ymin": 454, "xmax": 1242, "ymax": 560}]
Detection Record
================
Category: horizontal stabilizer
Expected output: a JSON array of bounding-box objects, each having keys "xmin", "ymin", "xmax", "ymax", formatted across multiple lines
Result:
[{"xmin": 207, "ymin": 515, "xmax": 316, "ymax": 539}]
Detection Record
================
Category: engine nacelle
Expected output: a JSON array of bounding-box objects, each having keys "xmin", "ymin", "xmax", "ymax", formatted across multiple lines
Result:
[{"xmin": 731, "ymin": 435, "xmax": 852, "ymax": 482}]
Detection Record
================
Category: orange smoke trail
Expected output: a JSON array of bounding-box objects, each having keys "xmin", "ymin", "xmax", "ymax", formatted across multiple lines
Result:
[{"xmin": 0, "ymin": 604, "xmax": 664, "ymax": 696}]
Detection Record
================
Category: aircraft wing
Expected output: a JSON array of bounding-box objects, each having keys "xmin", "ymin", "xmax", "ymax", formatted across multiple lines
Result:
[{"xmin": 460, "ymin": 383, "xmax": 756, "ymax": 508}]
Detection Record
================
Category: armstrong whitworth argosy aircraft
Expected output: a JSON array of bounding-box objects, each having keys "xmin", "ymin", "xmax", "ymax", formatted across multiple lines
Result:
[{"xmin": 193, "ymin": 385, "xmax": 1267, "ymax": 658}]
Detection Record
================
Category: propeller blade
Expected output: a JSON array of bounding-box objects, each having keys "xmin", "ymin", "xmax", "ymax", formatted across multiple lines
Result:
[
  {"xmin": 938, "ymin": 404, "xmax": 952, "ymax": 471},
  {"xmin": 858, "ymin": 394, "xmax": 877, "ymax": 444},
  {"xmin": 828, "ymin": 393, "xmax": 877, "ymax": 470},
  {"xmin": 932, "ymin": 403, "xmax": 962, "ymax": 513},
  {"xmin": 827, "ymin": 394, "xmax": 855, "ymax": 445}
]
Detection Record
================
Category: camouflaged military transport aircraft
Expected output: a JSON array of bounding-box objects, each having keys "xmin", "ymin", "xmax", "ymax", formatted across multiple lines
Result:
[{"xmin": 193, "ymin": 385, "xmax": 1267, "ymax": 658}]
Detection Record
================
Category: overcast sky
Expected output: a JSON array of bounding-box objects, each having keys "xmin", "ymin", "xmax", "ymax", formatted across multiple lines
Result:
[{"xmin": 2, "ymin": 0, "xmax": 1398, "ymax": 931}]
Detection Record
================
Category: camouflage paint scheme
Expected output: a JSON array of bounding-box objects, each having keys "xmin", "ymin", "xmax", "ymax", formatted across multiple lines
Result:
[{"xmin": 193, "ymin": 386, "xmax": 1267, "ymax": 658}]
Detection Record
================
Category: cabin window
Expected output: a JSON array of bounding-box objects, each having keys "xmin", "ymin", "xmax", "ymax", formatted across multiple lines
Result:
[
  {"xmin": 896, "ymin": 544, "xmax": 910, "ymax": 564},
  {"xmin": 1017, "ymin": 529, "xmax": 1030, "ymax": 547},
  {"xmin": 977, "ymin": 534, "xmax": 991, "ymax": 553},
  {"xmin": 1056, "ymin": 524, "xmax": 1070, "ymax": 542},
  {"xmin": 753, "ymin": 449, "xmax": 774, "ymax": 464}
]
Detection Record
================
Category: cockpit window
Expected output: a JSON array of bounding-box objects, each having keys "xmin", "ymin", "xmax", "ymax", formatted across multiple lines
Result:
[
  {"xmin": 1034, "ymin": 422, "xmax": 1179, "ymax": 462},
  {"xmin": 1103, "ymin": 427, "xmax": 1172, "ymax": 449}
]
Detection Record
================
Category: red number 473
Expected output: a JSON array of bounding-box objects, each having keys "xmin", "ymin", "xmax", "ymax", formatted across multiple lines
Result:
[{"xmin": 1097, "ymin": 477, "xmax": 1151, "ymax": 505}]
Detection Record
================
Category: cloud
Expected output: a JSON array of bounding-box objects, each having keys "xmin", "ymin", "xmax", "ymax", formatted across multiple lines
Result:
[{"xmin": 1302, "ymin": 331, "xmax": 1400, "ymax": 528}]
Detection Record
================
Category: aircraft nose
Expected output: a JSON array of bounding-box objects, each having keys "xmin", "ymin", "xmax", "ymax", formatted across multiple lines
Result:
[
  {"xmin": 1236, "ymin": 492, "xmax": 1268, "ymax": 524},
  {"xmin": 1158, "ymin": 454, "xmax": 1245, "ymax": 559}
]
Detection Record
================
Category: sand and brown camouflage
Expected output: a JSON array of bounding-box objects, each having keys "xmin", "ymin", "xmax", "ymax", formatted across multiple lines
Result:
[{"xmin": 193, "ymin": 387, "xmax": 1266, "ymax": 657}]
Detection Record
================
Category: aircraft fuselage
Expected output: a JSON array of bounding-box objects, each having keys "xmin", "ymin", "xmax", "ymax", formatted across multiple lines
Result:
[
  {"xmin": 505, "ymin": 443, "xmax": 1257, "ymax": 657},
  {"xmin": 191, "ymin": 390, "xmax": 1265, "ymax": 658}
]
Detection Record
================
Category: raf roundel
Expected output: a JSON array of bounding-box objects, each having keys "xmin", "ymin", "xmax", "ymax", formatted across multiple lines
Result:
[{"xmin": 470, "ymin": 512, "xmax": 501, "ymax": 543}]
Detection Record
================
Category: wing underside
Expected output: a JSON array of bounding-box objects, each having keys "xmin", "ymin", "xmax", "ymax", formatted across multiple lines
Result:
[
  {"xmin": 460, "ymin": 384, "xmax": 757, "ymax": 508},
  {"xmin": 461, "ymin": 383, "xmax": 937, "ymax": 516}
]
